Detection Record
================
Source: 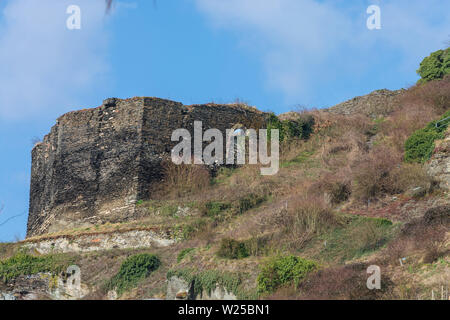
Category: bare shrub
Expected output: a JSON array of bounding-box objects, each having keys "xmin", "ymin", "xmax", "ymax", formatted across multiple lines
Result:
[
  {"xmin": 157, "ymin": 160, "xmax": 211, "ymax": 198},
  {"xmin": 275, "ymin": 196, "xmax": 339, "ymax": 248},
  {"xmin": 269, "ymin": 263, "xmax": 393, "ymax": 300},
  {"xmin": 380, "ymin": 78, "xmax": 450, "ymax": 153},
  {"xmin": 309, "ymin": 172, "xmax": 352, "ymax": 205},
  {"xmin": 400, "ymin": 76, "xmax": 450, "ymax": 115},
  {"xmin": 385, "ymin": 208, "xmax": 449, "ymax": 264},
  {"xmin": 351, "ymin": 146, "xmax": 402, "ymax": 202},
  {"xmin": 385, "ymin": 163, "xmax": 431, "ymax": 194}
]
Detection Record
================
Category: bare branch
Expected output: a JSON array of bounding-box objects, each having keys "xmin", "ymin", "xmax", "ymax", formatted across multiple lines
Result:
[
  {"xmin": 105, "ymin": 0, "xmax": 113, "ymax": 14},
  {"xmin": 0, "ymin": 211, "xmax": 26, "ymax": 228}
]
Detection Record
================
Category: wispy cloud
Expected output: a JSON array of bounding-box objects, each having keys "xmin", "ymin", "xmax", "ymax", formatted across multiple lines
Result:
[
  {"xmin": 195, "ymin": 0, "xmax": 450, "ymax": 104},
  {"xmin": 0, "ymin": 0, "xmax": 111, "ymax": 120}
]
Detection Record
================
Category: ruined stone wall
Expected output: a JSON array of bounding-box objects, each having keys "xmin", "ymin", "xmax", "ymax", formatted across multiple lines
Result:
[
  {"xmin": 326, "ymin": 89, "xmax": 405, "ymax": 118},
  {"xmin": 27, "ymin": 97, "xmax": 267, "ymax": 237}
]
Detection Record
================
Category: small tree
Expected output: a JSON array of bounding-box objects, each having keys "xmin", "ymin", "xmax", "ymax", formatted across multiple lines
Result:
[{"xmin": 417, "ymin": 48, "xmax": 450, "ymax": 84}]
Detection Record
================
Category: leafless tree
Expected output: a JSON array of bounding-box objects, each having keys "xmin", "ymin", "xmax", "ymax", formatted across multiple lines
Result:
[{"xmin": 106, "ymin": 0, "xmax": 113, "ymax": 13}]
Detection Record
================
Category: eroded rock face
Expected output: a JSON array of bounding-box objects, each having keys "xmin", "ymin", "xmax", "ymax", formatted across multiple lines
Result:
[
  {"xmin": 166, "ymin": 276, "xmax": 237, "ymax": 300},
  {"xmin": 196, "ymin": 286, "xmax": 237, "ymax": 300},
  {"xmin": 27, "ymin": 97, "xmax": 267, "ymax": 237},
  {"xmin": 427, "ymin": 127, "xmax": 450, "ymax": 191},
  {"xmin": 0, "ymin": 270, "xmax": 91, "ymax": 300},
  {"xmin": 166, "ymin": 276, "xmax": 193, "ymax": 300},
  {"xmin": 22, "ymin": 229, "xmax": 176, "ymax": 254}
]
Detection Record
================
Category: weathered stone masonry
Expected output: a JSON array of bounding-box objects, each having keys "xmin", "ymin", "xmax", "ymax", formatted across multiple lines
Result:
[{"xmin": 27, "ymin": 97, "xmax": 267, "ymax": 237}]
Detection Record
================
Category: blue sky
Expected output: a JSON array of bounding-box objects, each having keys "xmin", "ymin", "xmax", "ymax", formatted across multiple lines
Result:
[{"xmin": 0, "ymin": 0, "xmax": 449, "ymax": 241}]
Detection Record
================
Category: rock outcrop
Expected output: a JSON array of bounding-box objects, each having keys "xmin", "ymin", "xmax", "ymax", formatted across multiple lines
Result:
[
  {"xmin": 27, "ymin": 97, "xmax": 267, "ymax": 237},
  {"xmin": 327, "ymin": 89, "xmax": 405, "ymax": 118},
  {"xmin": 427, "ymin": 127, "xmax": 450, "ymax": 191},
  {"xmin": 0, "ymin": 269, "xmax": 90, "ymax": 300},
  {"xmin": 166, "ymin": 276, "xmax": 237, "ymax": 300},
  {"xmin": 22, "ymin": 228, "xmax": 176, "ymax": 254}
]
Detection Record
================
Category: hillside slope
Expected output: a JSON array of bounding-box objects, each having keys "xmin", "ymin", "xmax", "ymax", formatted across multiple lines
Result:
[{"xmin": 1, "ymin": 78, "xmax": 449, "ymax": 301}]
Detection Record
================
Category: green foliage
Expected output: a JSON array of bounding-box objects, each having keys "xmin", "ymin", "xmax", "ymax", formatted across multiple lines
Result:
[
  {"xmin": 257, "ymin": 255, "xmax": 317, "ymax": 294},
  {"xmin": 281, "ymin": 150, "xmax": 316, "ymax": 168},
  {"xmin": 179, "ymin": 218, "xmax": 208, "ymax": 240},
  {"xmin": 107, "ymin": 253, "xmax": 161, "ymax": 294},
  {"xmin": 238, "ymin": 193, "xmax": 266, "ymax": 214},
  {"xmin": 144, "ymin": 200, "xmax": 179, "ymax": 217},
  {"xmin": 202, "ymin": 201, "xmax": 231, "ymax": 217},
  {"xmin": 177, "ymin": 248, "xmax": 195, "ymax": 263},
  {"xmin": 368, "ymin": 217, "xmax": 393, "ymax": 227},
  {"xmin": 417, "ymin": 48, "xmax": 450, "ymax": 84},
  {"xmin": 217, "ymin": 239, "xmax": 249, "ymax": 259},
  {"xmin": 266, "ymin": 113, "xmax": 315, "ymax": 142},
  {"xmin": 217, "ymin": 236, "xmax": 269, "ymax": 260},
  {"xmin": 405, "ymin": 110, "xmax": 450, "ymax": 163},
  {"xmin": 0, "ymin": 252, "xmax": 71, "ymax": 283}
]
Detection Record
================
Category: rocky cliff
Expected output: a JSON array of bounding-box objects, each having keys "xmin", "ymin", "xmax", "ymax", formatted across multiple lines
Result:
[
  {"xmin": 427, "ymin": 126, "xmax": 450, "ymax": 191},
  {"xmin": 27, "ymin": 97, "xmax": 267, "ymax": 237}
]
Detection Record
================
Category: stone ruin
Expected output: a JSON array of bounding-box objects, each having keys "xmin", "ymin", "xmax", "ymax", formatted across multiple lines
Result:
[{"xmin": 27, "ymin": 97, "xmax": 268, "ymax": 237}]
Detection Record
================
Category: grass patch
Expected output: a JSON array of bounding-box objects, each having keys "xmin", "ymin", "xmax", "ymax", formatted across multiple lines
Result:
[
  {"xmin": 281, "ymin": 150, "xmax": 316, "ymax": 168},
  {"xmin": 257, "ymin": 255, "xmax": 318, "ymax": 294},
  {"xmin": 316, "ymin": 215, "xmax": 394, "ymax": 262},
  {"xmin": 145, "ymin": 200, "xmax": 179, "ymax": 217},
  {"xmin": 0, "ymin": 252, "xmax": 73, "ymax": 283},
  {"xmin": 177, "ymin": 248, "xmax": 195, "ymax": 263},
  {"xmin": 201, "ymin": 201, "xmax": 232, "ymax": 218},
  {"xmin": 212, "ymin": 167, "xmax": 236, "ymax": 185},
  {"xmin": 177, "ymin": 218, "xmax": 208, "ymax": 240}
]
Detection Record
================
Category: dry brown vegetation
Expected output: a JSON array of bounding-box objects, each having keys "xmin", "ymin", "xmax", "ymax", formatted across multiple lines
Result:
[
  {"xmin": 155, "ymin": 159, "xmax": 211, "ymax": 199},
  {"xmin": 271, "ymin": 195, "xmax": 339, "ymax": 249},
  {"xmin": 380, "ymin": 76, "xmax": 450, "ymax": 153},
  {"xmin": 269, "ymin": 263, "xmax": 393, "ymax": 300}
]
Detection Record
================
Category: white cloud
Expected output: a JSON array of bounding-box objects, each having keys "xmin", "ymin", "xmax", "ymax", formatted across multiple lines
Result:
[
  {"xmin": 195, "ymin": 0, "xmax": 450, "ymax": 104},
  {"xmin": 0, "ymin": 0, "xmax": 110, "ymax": 120}
]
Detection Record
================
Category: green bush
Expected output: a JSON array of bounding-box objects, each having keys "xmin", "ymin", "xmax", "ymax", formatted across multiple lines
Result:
[
  {"xmin": 202, "ymin": 201, "xmax": 231, "ymax": 217},
  {"xmin": 180, "ymin": 218, "xmax": 208, "ymax": 239},
  {"xmin": 405, "ymin": 110, "xmax": 450, "ymax": 163},
  {"xmin": 417, "ymin": 48, "xmax": 450, "ymax": 84},
  {"xmin": 0, "ymin": 252, "xmax": 71, "ymax": 283},
  {"xmin": 257, "ymin": 255, "xmax": 317, "ymax": 294},
  {"xmin": 217, "ymin": 239, "xmax": 249, "ymax": 259},
  {"xmin": 107, "ymin": 253, "xmax": 161, "ymax": 294},
  {"xmin": 266, "ymin": 113, "xmax": 315, "ymax": 142}
]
